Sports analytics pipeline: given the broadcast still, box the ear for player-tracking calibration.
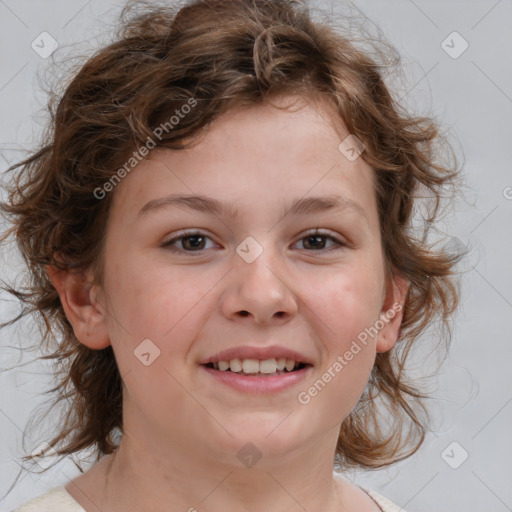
[45,264,111,350]
[376,269,410,353]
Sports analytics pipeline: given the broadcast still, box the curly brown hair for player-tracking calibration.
[1,0,465,489]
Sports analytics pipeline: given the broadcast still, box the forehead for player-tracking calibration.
[109,95,378,229]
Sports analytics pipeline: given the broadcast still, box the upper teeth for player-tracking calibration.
[214,358,299,373]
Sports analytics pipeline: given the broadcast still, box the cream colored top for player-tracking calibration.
[13,485,406,511]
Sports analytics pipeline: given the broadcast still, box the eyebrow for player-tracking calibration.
[137,193,369,225]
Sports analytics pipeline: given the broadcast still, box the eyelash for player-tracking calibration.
[161,229,346,255]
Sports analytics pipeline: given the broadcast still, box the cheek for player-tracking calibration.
[303,350,375,429]
[298,261,381,417]
[301,285,378,427]
[103,254,219,357]
[307,259,384,344]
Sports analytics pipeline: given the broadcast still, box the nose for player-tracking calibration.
[220,249,298,325]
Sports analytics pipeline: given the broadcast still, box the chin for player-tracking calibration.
[208,414,311,462]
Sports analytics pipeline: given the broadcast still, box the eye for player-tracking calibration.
[162,231,218,254]
[161,229,346,255]
[293,229,346,252]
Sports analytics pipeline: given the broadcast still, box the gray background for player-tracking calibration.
[1,1,511,510]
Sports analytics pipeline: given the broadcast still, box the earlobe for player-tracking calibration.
[376,270,410,354]
[45,264,111,350]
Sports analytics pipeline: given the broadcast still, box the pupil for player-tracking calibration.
[184,235,204,250]
[305,235,324,250]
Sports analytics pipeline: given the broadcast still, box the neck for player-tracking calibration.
[98,428,344,512]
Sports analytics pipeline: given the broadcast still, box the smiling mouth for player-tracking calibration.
[202,358,311,377]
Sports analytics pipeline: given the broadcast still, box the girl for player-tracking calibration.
[1,0,463,510]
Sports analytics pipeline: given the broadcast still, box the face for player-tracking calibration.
[87,95,403,467]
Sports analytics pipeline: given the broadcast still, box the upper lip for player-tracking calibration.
[199,345,314,366]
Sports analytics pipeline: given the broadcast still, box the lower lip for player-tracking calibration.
[200,365,312,394]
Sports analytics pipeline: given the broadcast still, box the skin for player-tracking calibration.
[48,94,409,512]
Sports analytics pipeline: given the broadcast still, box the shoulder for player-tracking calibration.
[361,487,407,512]
[333,472,406,512]
[12,486,86,512]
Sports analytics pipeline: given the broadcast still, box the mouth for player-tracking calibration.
[201,358,312,377]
